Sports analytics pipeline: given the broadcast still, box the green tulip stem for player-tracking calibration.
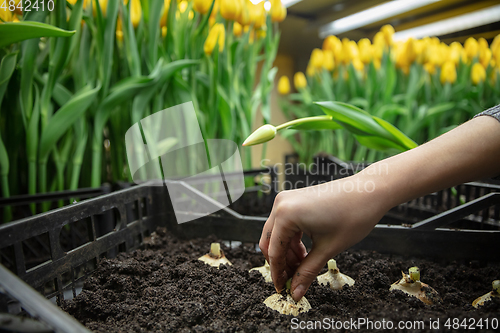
[1,174,12,222]
[275,115,333,131]
[38,161,50,212]
[91,145,102,188]
[28,160,37,213]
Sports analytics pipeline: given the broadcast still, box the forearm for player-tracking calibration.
[362,115,500,210]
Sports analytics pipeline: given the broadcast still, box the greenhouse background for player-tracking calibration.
[1,0,500,216]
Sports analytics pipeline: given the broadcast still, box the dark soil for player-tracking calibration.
[62,228,500,332]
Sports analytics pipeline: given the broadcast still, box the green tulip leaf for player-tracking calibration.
[316,101,418,152]
[354,135,407,152]
[287,118,342,131]
[0,136,8,176]
[39,84,101,162]
[372,116,418,150]
[288,121,342,130]
[316,101,386,137]
[0,52,17,106]
[0,22,75,48]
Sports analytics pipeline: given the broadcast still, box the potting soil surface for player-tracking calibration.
[62,228,500,332]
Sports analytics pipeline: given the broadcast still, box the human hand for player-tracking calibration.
[259,172,391,302]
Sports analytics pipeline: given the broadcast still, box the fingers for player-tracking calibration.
[290,245,330,302]
[259,209,276,262]
[284,232,306,276]
[290,232,307,261]
[268,215,299,292]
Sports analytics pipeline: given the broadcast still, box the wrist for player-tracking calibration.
[351,165,395,214]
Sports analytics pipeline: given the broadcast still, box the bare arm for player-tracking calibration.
[259,115,500,302]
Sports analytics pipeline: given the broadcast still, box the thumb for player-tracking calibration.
[290,246,329,302]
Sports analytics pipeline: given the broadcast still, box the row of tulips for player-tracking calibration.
[277,25,500,163]
[0,0,285,222]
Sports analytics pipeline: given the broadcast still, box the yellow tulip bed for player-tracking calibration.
[0,0,285,221]
[278,25,500,163]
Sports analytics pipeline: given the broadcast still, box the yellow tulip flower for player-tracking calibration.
[116,16,124,42]
[193,0,212,14]
[373,58,381,70]
[440,61,457,84]
[323,50,335,71]
[0,6,15,23]
[479,48,492,69]
[352,58,364,73]
[294,72,307,89]
[478,37,488,51]
[427,44,446,67]
[233,21,243,37]
[380,24,395,46]
[68,0,91,9]
[357,38,372,64]
[277,76,291,95]
[310,48,324,69]
[373,31,386,49]
[252,1,266,29]
[343,40,359,65]
[372,42,384,62]
[322,35,340,52]
[238,1,252,26]
[204,23,225,55]
[490,68,498,85]
[209,16,216,27]
[162,26,168,38]
[220,0,241,21]
[464,37,479,61]
[449,42,465,65]
[323,35,343,65]
[405,38,417,63]
[124,0,142,28]
[417,39,432,64]
[306,64,316,77]
[424,62,435,75]
[271,0,286,23]
[471,63,486,85]
[491,34,500,62]
[179,1,188,13]
[160,0,171,27]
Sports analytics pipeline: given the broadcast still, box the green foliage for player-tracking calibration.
[0,22,75,48]
[0,0,279,222]
[316,101,417,152]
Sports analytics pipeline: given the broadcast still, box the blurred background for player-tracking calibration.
[258,0,500,168]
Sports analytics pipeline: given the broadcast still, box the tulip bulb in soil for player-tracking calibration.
[390,266,441,305]
[198,243,232,268]
[317,259,355,290]
[249,260,272,283]
[472,280,500,308]
[264,279,311,316]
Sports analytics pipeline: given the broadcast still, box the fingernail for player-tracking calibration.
[292,284,306,302]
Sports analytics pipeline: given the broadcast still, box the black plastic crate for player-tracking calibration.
[0,166,499,332]
[0,185,112,224]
